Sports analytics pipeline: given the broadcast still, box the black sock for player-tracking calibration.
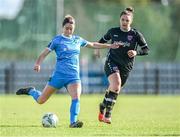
[104,91,118,118]
[99,90,109,114]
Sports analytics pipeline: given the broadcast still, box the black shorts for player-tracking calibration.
[104,59,129,87]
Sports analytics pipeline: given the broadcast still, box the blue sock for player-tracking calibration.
[28,88,41,102]
[70,99,80,124]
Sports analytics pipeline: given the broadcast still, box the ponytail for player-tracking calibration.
[120,6,134,18]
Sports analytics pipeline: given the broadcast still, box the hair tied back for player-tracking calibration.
[125,7,134,13]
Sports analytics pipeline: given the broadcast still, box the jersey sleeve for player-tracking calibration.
[99,28,112,43]
[136,31,149,56]
[137,31,148,49]
[47,39,57,51]
[79,37,88,47]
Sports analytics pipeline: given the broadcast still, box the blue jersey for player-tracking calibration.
[47,34,88,79]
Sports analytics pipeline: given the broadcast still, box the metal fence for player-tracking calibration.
[0,61,180,94]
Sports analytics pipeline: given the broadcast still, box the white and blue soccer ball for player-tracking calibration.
[42,113,59,128]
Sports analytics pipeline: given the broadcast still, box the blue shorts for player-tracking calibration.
[47,74,81,89]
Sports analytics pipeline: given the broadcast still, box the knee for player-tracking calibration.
[37,99,46,104]
[71,93,81,100]
[110,81,121,92]
[113,85,121,92]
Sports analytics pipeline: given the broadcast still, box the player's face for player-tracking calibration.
[63,23,75,37]
[120,14,132,31]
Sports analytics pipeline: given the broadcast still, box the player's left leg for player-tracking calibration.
[103,72,120,124]
[102,70,129,124]
[67,81,83,128]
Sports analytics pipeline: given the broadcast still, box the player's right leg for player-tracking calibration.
[103,73,120,124]
[99,60,120,124]
[98,96,107,122]
[16,86,41,102]
[16,74,60,104]
[16,85,57,104]
[36,85,57,104]
[98,74,120,124]
[16,87,35,95]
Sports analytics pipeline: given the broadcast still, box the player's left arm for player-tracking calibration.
[128,31,149,58]
[136,31,149,56]
[128,46,149,58]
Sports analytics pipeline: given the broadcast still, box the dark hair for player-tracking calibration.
[125,7,134,13]
[62,15,75,27]
[120,7,134,18]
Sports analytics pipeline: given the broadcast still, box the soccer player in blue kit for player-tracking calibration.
[16,15,119,128]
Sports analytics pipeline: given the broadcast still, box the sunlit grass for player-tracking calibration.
[0,94,180,137]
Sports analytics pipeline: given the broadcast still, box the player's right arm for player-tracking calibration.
[34,48,51,72]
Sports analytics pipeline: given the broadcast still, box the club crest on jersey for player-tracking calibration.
[113,66,119,72]
[127,35,133,41]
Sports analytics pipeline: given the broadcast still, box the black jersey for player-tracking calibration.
[99,27,149,71]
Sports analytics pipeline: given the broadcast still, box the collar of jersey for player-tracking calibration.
[120,27,131,32]
[62,34,73,39]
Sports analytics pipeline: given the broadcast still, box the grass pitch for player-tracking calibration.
[0,94,180,137]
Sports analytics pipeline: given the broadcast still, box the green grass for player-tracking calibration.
[0,94,180,137]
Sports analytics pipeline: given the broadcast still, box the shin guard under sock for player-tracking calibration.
[70,99,80,124]
[104,91,118,118]
[28,88,41,102]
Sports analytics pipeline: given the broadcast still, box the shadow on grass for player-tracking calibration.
[93,133,180,136]
[0,125,41,127]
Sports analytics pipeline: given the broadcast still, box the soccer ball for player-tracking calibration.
[42,113,59,128]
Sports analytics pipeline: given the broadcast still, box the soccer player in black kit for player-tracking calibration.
[96,7,150,124]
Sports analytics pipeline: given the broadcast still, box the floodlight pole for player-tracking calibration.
[56,0,64,34]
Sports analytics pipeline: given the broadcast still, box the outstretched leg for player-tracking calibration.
[16,85,57,104]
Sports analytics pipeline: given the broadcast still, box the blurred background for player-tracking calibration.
[0,0,180,94]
